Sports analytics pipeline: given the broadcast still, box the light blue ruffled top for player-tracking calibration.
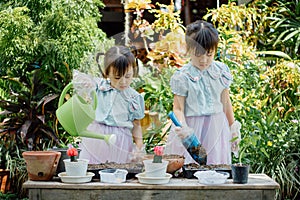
[94,78,145,129]
[170,61,233,116]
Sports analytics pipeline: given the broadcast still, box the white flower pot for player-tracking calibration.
[63,159,89,176]
[143,159,169,177]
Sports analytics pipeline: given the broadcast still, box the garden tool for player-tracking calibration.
[168,111,207,165]
[56,82,116,144]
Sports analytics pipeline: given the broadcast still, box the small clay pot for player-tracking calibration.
[231,164,250,184]
[23,151,61,181]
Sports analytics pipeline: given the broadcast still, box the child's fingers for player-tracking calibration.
[174,126,182,131]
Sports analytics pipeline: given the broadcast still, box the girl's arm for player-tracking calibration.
[132,119,144,149]
[173,94,195,139]
[221,89,235,126]
[222,89,242,157]
[173,94,186,124]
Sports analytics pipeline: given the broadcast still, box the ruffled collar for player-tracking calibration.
[184,61,231,82]
[97,79,136,98]
[97,79,114,92]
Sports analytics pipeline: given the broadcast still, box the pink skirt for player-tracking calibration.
[79,121,133,164]
[165,112,231,165]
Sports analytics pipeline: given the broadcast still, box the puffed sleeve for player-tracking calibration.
[93,77,106,92]
[129,93,145,121]
[170,71,189,96]
[220,63,233,89]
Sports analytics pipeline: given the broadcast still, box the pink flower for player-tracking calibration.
[67,147,78,157]
[153,146,163,163]
[154,146,164,156]
[67,144,78,162]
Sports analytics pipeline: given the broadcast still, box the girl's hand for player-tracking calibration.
[230,121,241,158]
[130,144,146,162]
[72,69,96,103]
[175,125,193,139]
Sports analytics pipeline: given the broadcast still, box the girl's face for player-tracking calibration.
[191,49,215,70]
[108,66,134,91]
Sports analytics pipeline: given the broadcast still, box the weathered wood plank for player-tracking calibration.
[28,189,276,200]
[23,174,279,190]
[24,174,279,200]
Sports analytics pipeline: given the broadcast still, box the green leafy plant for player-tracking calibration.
[248,60,300,199]
[203,1,267,49]
[0,0,109,198]
[0,69,62,151]
[0,192,18,200]
[7,156,28,198]
[210,2,300,196]
[124,0,187,68]
[133,67,173,152]
[135,66,175,113]
[0,0,107,147]
[236,133,257,165]
[142,115,171,153]
[0,0,106,77]
[266,0,300,59]
[225,53,300,199]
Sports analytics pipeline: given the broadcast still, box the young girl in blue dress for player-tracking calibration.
[165,20,241,165]
[74,46,145,164]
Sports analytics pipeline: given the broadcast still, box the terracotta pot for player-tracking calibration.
[143,154,185,174]
[22,151,61,181]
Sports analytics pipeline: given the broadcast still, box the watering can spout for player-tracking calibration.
[81,131,117,144]
[56,82,116,145]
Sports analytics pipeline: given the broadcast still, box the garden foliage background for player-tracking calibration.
[0,0,299,199]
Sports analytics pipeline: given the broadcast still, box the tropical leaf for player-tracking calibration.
[256,51,292,60]
[282,29,300,42]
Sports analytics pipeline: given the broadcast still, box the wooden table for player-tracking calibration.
[23,174,279,200]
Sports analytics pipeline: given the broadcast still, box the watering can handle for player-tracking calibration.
[58,82,97,110]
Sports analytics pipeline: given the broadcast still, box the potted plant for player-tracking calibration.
[22,150,61,181]
[231,134,252,184]
[63,144,88,177]
[48,141,82,175]
[143,146,169,177]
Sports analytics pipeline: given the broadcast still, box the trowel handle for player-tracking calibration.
[168,112,182,127]
[168,112,207,165]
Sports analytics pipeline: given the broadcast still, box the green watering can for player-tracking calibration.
[56,82,116,144]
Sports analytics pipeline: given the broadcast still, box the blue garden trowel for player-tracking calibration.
[168,112,207,165]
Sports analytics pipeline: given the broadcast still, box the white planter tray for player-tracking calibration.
[194,171,229,185]
[135,172,172,185]
[58,172,94,183]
